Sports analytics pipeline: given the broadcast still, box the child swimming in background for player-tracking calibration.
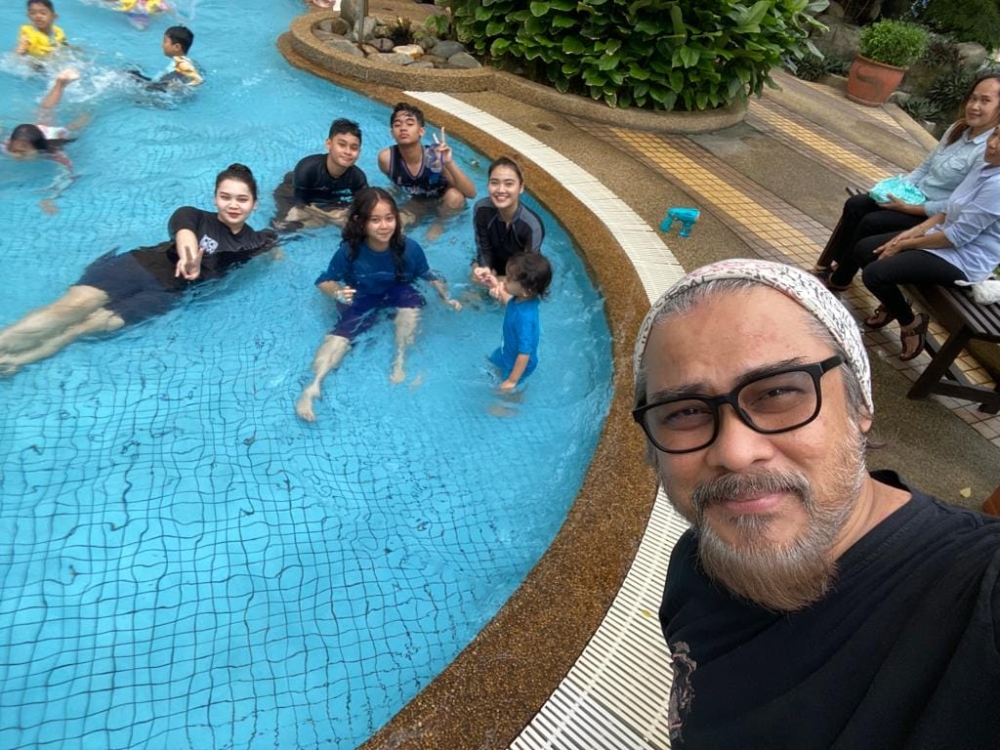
[15,0,67,58]
[2,68,85,214]
[105,0,173,31]
[483,252,552,392]
[295,187,462,422]
[128,25,202,89]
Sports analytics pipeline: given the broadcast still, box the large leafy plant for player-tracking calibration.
[435,0,829,111]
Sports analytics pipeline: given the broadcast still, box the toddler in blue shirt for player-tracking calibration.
[485,252,552,391]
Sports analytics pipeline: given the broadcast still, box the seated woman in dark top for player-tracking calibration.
[0,163,277,373]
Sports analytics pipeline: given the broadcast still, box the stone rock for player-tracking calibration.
[315,18,348,35]
[313,29,343,42]
[349,16,378,43]
[417,35,440,52]
[430,40,466,59]
[410,61,435,69]
[328,38,365,57]
[373,37,394,52]
[393,44,423,59]
[811,15,861,63]
[360,43,380,56]
[373,23,390,39]
[824,0,845,19]
[446,52,480,69]
[421,54,447,67]
[377,52,415,66]
[957,42,989,69]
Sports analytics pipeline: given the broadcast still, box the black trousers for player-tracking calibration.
[841,232,966,326]
[820,193,924,275]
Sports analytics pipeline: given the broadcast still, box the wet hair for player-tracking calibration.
[164,25,194,54]
[328,118,362,143]
[215,163,258,201]
[945,73,1000,146]
[28,0,54,10]
[389,102,425,127]
[488,156,524,184]
[342,187,406,280]
[7,123,72,154]
[505,252,552,300]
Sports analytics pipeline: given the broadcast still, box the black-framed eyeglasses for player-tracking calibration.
[632,355,844,454]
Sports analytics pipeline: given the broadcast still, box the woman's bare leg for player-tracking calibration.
[295,334,350,422]
[0,285,111,356]
[0,306,123,373]
[390,308,419,384]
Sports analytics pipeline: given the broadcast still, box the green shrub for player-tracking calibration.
[900,95,942,123]
[439,0,830,112]
[859,20,929,67]
[918,0,1000,50]
[927,67,978,120]
[919,33,962,70]
[787,52,850,81]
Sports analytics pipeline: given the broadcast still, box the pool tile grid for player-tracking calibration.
[577,123,1000,450]
[403,91,688,749]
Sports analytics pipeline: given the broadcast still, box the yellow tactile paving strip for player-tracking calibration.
[780,72,916,140]
[749,104,893,186]
[580,119,1000,449]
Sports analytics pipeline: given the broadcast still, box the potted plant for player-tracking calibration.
[847,20,929,106]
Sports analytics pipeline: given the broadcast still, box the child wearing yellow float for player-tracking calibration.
[106,0,173,31]
[15,0,67,58]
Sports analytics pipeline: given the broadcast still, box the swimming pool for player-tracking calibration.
[0,2,612,748]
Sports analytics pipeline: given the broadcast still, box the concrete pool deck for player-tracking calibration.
[280,14,1000,749]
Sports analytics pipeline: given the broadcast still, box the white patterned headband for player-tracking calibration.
[633,259,873,415]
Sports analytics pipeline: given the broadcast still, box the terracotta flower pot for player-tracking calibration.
[846,55,906,106]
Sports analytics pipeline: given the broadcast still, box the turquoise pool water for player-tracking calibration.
[0,2,613,748]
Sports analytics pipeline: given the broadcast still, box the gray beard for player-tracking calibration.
[682,438,867,612]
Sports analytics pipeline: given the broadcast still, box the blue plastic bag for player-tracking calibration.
[869,175,926,205]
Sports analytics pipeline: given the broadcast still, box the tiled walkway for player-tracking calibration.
[574,104,1000,448]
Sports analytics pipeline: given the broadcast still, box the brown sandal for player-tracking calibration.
[864,305,897,330]
[899,314,929,362]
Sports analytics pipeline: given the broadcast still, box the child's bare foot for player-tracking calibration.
[390,362,406,384]
[39,199,58,215]
[295,384,321,421]
[408,373,423,389]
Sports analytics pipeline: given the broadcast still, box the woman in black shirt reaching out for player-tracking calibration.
[0,163,277,373]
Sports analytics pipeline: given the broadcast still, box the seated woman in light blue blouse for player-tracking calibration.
[815,74,1000,287]
[836,125,1000,362]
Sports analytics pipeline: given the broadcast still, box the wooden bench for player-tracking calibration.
[905,284,1000,413]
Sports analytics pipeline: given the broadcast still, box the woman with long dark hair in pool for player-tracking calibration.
[0,163,278,372]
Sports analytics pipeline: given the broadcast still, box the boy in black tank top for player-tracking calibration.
[376,102,476,235]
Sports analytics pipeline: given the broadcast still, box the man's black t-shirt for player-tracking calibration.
[661,471,1000,750]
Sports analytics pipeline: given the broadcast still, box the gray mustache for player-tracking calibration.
[691,471,809,513]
